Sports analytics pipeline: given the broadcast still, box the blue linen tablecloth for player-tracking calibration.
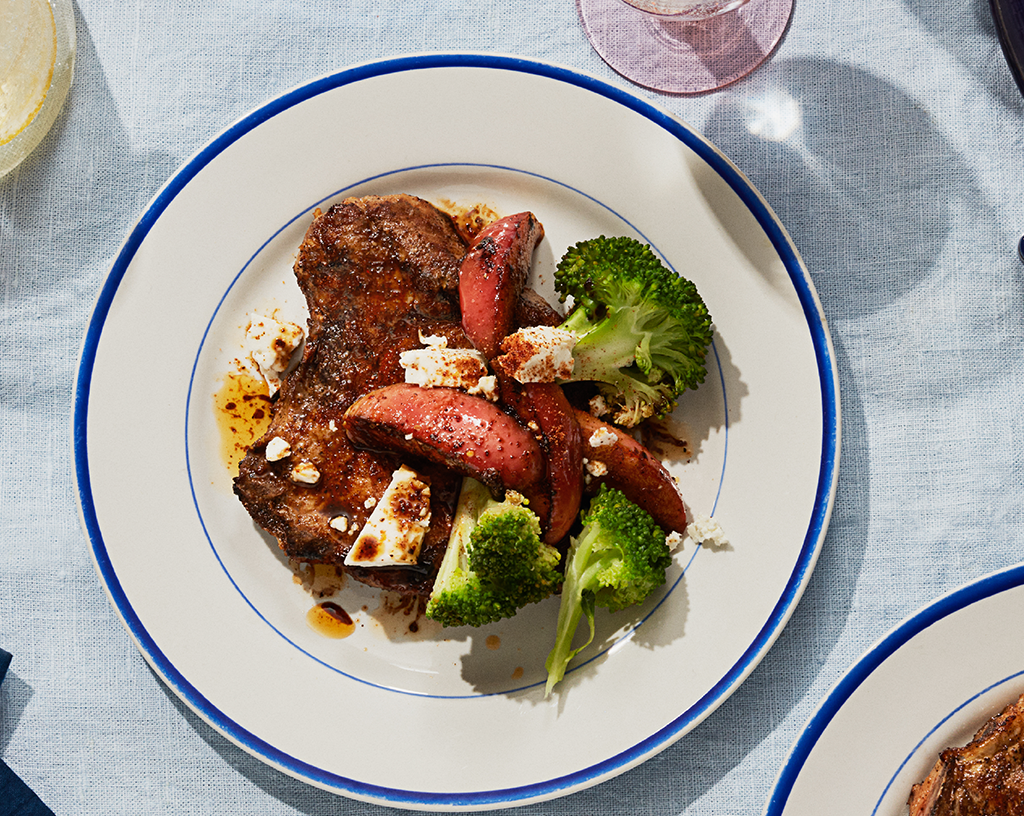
[0,650,53,816]
[1,1,1023,814]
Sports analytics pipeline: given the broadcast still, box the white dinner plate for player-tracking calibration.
[766,562,1024,816]
[74,54,839,810]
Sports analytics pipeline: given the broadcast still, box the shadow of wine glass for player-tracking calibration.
[701,56,972,318]
[902,0,1024,110]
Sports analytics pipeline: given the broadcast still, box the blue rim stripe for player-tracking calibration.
[73,52,840,809]
[765,562,1024,815]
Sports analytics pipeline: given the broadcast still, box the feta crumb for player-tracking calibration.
[585,459,608,477]
[328,419,337,432]
[329,515,349,533]
[418,331,448,348]
[290,461,321,485]
[589,394,610,417]
[666,530,684,551]
[588,426,618,448]
[243,313,304,396]
[471,374,499,402]
[687,514,729,549]
[344,465,432,567]
[399,345,497,400]
[364,496,377,509]
[496,326,577,383]
[265,436,291,462]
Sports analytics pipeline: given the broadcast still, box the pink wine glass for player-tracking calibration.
[577,0,793,94]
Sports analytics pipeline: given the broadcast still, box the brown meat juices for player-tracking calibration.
[233,195,472,595]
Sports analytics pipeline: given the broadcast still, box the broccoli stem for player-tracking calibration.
[543,530,607,695]
[562,305,643,382]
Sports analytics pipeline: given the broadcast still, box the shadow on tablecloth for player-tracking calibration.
[903,0,1024,112]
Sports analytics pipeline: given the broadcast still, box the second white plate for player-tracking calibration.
[767,562,1024,816]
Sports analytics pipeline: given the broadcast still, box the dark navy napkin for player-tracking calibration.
[0,649,55,816]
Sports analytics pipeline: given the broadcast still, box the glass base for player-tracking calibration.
[577,0,793,94]
[0,0,76,178]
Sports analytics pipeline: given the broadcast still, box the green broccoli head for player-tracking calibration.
[555,236,713,427]
[544,484,671,695]
[425,567,518,630]
[469,502,563,608]
[425,479,562,628]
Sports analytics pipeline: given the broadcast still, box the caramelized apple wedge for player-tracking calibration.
[458,212,544,359]
[499,378,583,545]
[573,408,688,534]
[344,383,543,498]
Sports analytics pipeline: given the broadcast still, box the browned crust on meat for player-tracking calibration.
[233,194,471,595]
[909,693,1024,815]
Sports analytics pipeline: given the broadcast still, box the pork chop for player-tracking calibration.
[908,693,1024,816]
[233,194,471,595]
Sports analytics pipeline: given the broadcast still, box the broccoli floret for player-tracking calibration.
[554,235,713,427]
[425,478,562,628]
[544,484,671,695]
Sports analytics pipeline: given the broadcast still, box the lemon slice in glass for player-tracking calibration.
[0,0,75,176]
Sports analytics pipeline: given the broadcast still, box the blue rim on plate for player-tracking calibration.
[765,561,1024,815]
[73,53,840,809]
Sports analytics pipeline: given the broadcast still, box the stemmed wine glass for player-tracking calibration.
[577,0,793,94]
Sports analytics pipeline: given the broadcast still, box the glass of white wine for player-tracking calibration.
[577,0,792,94]
[1,0,76,178]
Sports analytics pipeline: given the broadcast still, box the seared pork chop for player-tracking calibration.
[233,194,471,595]
[908,693,1024,815]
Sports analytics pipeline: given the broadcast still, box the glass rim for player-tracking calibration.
[618,0,751,19]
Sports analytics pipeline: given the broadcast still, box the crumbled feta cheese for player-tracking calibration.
[265,436,291,462]
[364,496,377,509]
[471,375,499,401]
[329,515,349,533]
[344,465,432,567]
[399,345,497,400]
[666,530,684,552]
[290,461,320,485]
[497,326,577,383]
[589,394,609,417]
[243,313,304,396]
[588,426,617,448]
[585,459,609,478]
[417,331,448,348]
[687,514,729,549]
[328,419,337,432]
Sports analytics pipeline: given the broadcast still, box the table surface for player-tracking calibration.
[2,1,1023,814]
